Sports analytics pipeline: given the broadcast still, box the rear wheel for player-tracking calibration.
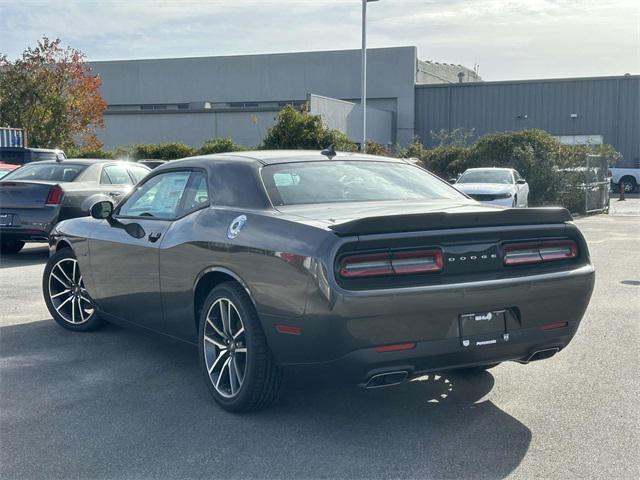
[0,240,25,254]
[42,249,105,331]
[198,282,281,412]
[619,177,637,194]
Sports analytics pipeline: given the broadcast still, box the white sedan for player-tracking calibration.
[453,168,529,207]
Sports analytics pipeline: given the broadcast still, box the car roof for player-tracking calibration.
[165,150,407,167]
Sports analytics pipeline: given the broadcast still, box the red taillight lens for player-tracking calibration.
[339,249,443,278]
[503,240,577,266]
[46,185,64,205]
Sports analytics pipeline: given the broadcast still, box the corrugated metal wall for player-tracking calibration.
[415,76,639,167]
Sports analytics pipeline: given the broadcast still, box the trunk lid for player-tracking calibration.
[0,180,59,209]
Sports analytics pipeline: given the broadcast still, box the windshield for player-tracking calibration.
[0,169,14,179]
[261,161,466,206]
[457,170,513,184]
[3,163,87,182]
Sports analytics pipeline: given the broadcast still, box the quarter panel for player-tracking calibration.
[158,207,333,342]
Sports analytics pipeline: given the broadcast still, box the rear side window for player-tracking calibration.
[127,165,150,183]
[101,165,133,185]
[3,163,87,182]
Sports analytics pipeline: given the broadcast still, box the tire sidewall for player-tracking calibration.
[197,283,262,411]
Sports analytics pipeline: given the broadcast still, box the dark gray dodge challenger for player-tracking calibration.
[42,150,595,412]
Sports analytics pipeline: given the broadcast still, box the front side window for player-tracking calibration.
[118,171,191,219]
[261,161,465,206]
[3,163,87,182]
[457,170,514,185]
[177,172,209,215]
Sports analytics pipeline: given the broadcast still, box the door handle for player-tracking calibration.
[148,232,162,243]
[108,191,121,198]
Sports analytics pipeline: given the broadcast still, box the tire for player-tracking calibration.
[619,177,637,194]
[42,249,105,332]
[0,240,25,254]
[198,281,281,413]
[512,196,518,208]
[454,363,500,374]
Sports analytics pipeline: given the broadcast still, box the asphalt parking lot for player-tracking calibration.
[1,199,638,480]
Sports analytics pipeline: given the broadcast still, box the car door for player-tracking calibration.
[99,163,135,203]
[87,170,192,330]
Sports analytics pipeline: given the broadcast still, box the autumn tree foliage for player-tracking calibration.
[0,37,107,150]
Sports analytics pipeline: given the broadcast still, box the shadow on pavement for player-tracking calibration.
[0,244,49,269]
[1,319,531,479]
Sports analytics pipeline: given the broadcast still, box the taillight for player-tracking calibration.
[339,249,443,278]
[503,240,577,266]
[46,185,64,206]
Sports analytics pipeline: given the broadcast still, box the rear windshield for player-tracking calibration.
[458,170,513,184]
[3,163,87,182]
[261,161,465,206]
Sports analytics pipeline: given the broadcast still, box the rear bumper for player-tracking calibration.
[262,264,595,383]
[324,322,578,386]
[0,208,57,242]
[0,226,51,242]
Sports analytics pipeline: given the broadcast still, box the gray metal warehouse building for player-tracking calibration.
[91,47,638,167]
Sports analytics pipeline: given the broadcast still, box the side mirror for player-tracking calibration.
[449,178,457,184]
[90,200,114,220]
[516,179,527,185]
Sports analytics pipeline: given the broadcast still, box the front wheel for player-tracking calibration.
[0,239,25,254]
[42,249,105,331]
[198,282,281,413]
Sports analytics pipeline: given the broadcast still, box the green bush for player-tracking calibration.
[129,143,196,160]
[261,105,357,152]
[198,137,246,155]
[364,141,392,156]
[420,146,470,180]
[402,129,620,210]
[65,147,114,159]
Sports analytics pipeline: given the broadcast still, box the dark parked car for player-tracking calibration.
[42,150,595,412]
[0,146,66,166]
[0,159,150,253]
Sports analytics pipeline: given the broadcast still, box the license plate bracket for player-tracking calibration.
[0,214,13,226]
[459,310,508,348]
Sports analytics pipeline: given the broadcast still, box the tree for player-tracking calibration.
[261,105,357,151]
[0,37,107,150]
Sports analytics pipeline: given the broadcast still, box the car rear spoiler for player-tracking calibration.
[328,207,573,236]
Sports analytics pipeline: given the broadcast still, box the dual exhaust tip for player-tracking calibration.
[522,347,560,363]
[364,371,409,389]
[364,348,560,388]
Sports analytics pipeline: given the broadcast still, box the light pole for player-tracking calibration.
[361,0,378,153]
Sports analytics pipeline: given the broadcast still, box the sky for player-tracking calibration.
[1,0,638,81]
